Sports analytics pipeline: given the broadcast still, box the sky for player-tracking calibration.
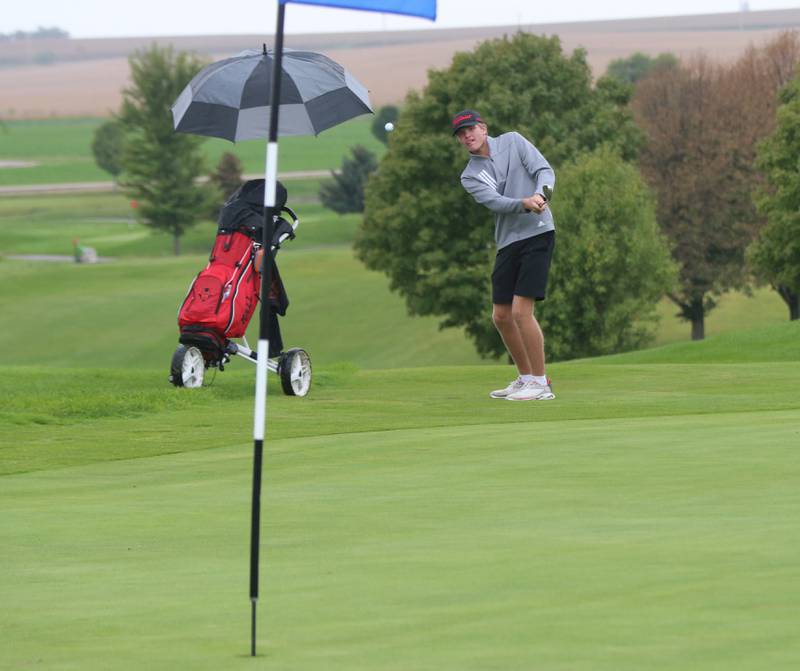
[4,1,800,38]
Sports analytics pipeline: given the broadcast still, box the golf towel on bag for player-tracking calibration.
[179,231,259,339]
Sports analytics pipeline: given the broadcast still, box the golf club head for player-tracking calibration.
[542,185,553,202]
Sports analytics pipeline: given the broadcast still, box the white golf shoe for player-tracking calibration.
[506,379,556,401]
[489,378,525,399]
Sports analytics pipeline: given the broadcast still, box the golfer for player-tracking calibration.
[453,110,556,401]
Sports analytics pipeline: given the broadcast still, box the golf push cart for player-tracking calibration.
[169,179,311,396]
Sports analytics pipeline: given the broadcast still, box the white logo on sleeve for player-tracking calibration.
[477,169,498,191]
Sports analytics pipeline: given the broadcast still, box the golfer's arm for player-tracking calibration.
[461,176,525,214]
[513,133,555,197]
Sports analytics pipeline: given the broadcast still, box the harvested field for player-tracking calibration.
[2,8,800,118]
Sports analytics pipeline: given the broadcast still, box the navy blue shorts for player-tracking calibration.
[491,231,555,304]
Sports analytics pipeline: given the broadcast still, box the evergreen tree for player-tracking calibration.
[606,52,678,85]
[319,145,377,214]
[208,152,244,218]
[91,120,125,182]
[118,45,218,255]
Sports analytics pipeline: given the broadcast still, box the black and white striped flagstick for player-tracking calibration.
[250,1,286,657]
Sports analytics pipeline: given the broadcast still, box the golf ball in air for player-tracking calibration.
[384,122,395,132]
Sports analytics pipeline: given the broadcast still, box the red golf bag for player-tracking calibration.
[178,230,259,353]
[177,179,292,363]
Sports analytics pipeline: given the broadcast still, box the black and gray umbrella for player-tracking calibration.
[171,45,372,142]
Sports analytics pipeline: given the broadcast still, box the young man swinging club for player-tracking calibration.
[453,110,556,401]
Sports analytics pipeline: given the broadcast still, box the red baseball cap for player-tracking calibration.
[451,109,483,135]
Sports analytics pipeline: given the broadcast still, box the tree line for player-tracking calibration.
[356,32,800,359]
[1,27,69,41]
[632,34,800,338]
[95,34,800,359]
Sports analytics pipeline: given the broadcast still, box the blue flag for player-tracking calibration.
[281,0,436,21]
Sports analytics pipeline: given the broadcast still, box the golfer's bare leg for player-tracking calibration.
[511,295,546,377]
[492,303,532,375]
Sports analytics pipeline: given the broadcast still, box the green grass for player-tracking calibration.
[0,245,793,372]
[2,348,799,474]
[1,324,799,669]
[652,288,791,346]
[5,411,797,670]
[0,188,358,257]
[0,248,486,371]
[2,320,798,475]
[4,119,798,669]
[603,319,800,364]
[1,189,794,365]
[0,116,384,186]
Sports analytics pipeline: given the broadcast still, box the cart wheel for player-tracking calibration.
[279,348,312,397]
[169,345,206,388]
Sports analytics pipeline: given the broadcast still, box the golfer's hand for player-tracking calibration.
[522,195,547,214]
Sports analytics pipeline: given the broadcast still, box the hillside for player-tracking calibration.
[4,8,800,117]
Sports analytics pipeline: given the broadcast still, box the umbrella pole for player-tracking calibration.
[251,1,286,657]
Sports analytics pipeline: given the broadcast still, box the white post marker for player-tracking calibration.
[253,341,269,440]
[253,141,279,441]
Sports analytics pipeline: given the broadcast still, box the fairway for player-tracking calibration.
[0,117,384,186]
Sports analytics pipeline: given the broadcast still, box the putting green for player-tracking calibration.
[2,405,799,669]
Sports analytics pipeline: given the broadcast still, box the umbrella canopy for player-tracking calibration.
[172,47,372,142]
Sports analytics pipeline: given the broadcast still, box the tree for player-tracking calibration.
[371,105,399,144]
[537,147,676,360]
[91,120,125,182]
[634,58,750,339]
[734,32,800,320]
[606,52,678,85]
[117,45,218,255]
[356,32,644,358]
[725,31,800,182]
[634,57,733,340]
[633,35,800,339]
[319,145,377,214]
[208,152,244,217]
[750,75,800,320]
[0,26,69,41]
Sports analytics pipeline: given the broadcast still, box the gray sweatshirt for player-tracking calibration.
[460,132,555,250]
